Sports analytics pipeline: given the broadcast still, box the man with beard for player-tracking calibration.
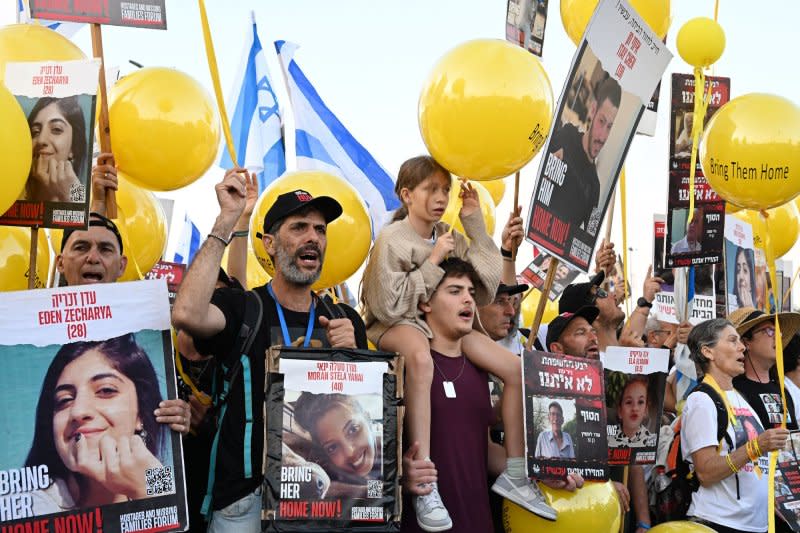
[173,168,367,532]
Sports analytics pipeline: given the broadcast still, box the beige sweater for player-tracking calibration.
[362,210,501,344]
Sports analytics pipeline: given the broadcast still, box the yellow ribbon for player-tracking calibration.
[198,0,239,166]
[685,68,713,231]
[620,168,630,319]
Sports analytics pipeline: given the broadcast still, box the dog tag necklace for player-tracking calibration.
[432,353,466,399]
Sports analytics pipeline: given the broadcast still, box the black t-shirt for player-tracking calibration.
[733,375,799,430]
[546,123,600,231]
[194,284,368,510]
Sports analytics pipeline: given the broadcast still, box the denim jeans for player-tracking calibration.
[208,487,262,533]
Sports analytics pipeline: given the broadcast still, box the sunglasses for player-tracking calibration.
[588,286,608,305]
[752,326,776,338]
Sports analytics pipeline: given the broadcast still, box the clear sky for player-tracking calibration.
[5,0,800,300]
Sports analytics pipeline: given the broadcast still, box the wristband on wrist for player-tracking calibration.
[636,522,651,531]
[207,233,231,246]
[500,247,513,258]
[232,230,249,238]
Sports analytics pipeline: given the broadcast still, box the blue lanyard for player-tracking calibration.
[267,283,316,348]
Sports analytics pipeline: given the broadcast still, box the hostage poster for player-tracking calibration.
[523,350,608,481]
[603,347,668,465]
[505,0,549,57]
[775,431,800,532]
[525,0,672,271]
[264,347,402,532]
[724,215,761,314]
[520,248,580,301]
[0,59,100,230]
[0,280,187,533]
[29,0,167,29]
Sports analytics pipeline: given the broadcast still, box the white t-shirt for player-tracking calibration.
[681,389,768,532]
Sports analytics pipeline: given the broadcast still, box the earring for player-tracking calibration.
[135,426,150,445]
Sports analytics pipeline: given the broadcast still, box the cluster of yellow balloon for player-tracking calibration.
[0,227,50,291]
[418,39,553,182]
[441,179,496,237]
[249,170,372,291]
[560,0,670,46]
[735,203,800,259]
[108,67,220,192]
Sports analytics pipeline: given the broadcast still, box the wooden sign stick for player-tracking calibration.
[90,23,117,218]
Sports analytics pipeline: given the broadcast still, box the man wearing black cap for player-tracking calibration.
[172,169,367,533]
[546,306,601,360]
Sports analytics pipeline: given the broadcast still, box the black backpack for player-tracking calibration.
[649,382,734,524]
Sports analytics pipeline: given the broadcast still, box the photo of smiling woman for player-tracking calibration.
[23,333,170,514]
[20,96,89,204]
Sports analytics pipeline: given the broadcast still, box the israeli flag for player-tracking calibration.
[219,12,285,193]
[275,40,400,233]
[18,0,85,38]
[173,214,202,266]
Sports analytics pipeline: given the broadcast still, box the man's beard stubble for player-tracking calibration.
[273,237,324,286]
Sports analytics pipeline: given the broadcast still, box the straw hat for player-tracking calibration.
[728,307,800,349]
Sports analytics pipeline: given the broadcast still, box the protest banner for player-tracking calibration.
[29,0,167,29]
[652,264,717,325]
[520,248,580,301]
[523,350,608,481]
[525,0,672,271]
[724,214,758,314]
[0,60,100,229]
[776,431,800,532]
[603,347,668,465]
[505,0,549,57]
[0,279,187,533]
[263,347,402,532]
[653,214,666,275]
[144,261,186,306]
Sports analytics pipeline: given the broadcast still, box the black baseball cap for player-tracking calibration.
[262,189,343,233]
[558,270,605,314]
[546,306,600,349]
[496,283,529,297]
[61,212,124,254]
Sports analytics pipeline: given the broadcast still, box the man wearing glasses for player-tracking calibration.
[731,307,800,431]
[558,271,625,352]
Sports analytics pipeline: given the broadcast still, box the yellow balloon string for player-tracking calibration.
[198,0,239,166]
[686,68,713,232]
[620,169,630,319]
[714,0,720,22]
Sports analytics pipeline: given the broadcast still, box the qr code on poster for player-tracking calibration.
[367,479,382,499]
[146,466,175,496]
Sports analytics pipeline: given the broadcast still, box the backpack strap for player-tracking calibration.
[201,289,263,520]
[317,293,347,320]
[690,382,739,499]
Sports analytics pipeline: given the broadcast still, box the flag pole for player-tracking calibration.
[90,24,117,218]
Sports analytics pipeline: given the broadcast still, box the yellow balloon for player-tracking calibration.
[0,24,85,84]
[441,179,496,237]
[0,226,50,291]
[221,246,271,290]
[724,202,742,214]
[481,178,506,206]
[503,481,621,533]
[560,0,670,46]
[418,39,553,181]
[521,288,559,332]
[701,93,800,210]
[114,175,167,280]
[108,67,220,191]
[735,203,799,259]
[676,17,725,68]
[0,84,32,215]
[650,521,716,533]
[249,171,372,290]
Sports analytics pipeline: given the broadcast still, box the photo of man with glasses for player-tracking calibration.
[534,401,576,459]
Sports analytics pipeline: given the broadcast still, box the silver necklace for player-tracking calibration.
[432,353,466,399]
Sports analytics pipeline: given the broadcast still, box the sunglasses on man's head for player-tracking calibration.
[587,286,608,305]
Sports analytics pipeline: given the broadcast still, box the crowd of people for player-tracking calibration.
[37,148,800,533]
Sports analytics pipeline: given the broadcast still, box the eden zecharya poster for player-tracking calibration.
[0,280,187,533]
[603,347,668,465]
[523,350,608,481]
[263,347,402,532]
[525,0,672,272]
[0,60,100,229]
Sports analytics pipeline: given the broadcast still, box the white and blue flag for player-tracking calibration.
[275,40,399,233]
[219,13,285,194]
[173,214,202,266]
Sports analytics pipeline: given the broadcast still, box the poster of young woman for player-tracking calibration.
[0,280,187,533]
[523,350,608,481]
[0,59,100,229]
[263,347,402,532]
[724,215,758,314]
[603,346,668,465]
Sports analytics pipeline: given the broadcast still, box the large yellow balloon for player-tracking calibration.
[735,203,800,259]
[0,24,85,85]
[650,521,715,533]
[442,179,496,237]
[503,481,621,533]
[676,17,725,68]
[0,226,50,291]
[418,39,553,181]
[521,288,559,333]
[0,84,32,215]
[701,93,800,210]
[481,178,506,206]
[560,0,670,46]
[115,175,167,280]
[249,171,371,290]
[108,67,220,191]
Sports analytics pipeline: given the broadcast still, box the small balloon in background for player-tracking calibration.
[442,179,496,237]
[735,203,800,259]
[560,0,670,46]
[419,39,553,181]
[676,17,726,68]
[0,84,32,215]
[521,288,559,333]
[0,24,85,85]
[0,226,50,291]
[481,178,506,206]
[108,67,220,192]
[114,174,168,280]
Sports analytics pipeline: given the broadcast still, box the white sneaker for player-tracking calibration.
[414,482,453,531]
[491,472,557,521]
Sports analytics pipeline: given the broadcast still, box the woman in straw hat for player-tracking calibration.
[682,318,789,533]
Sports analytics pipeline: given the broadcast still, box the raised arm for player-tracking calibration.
[172,169,249,338]
[226,171,258,287]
